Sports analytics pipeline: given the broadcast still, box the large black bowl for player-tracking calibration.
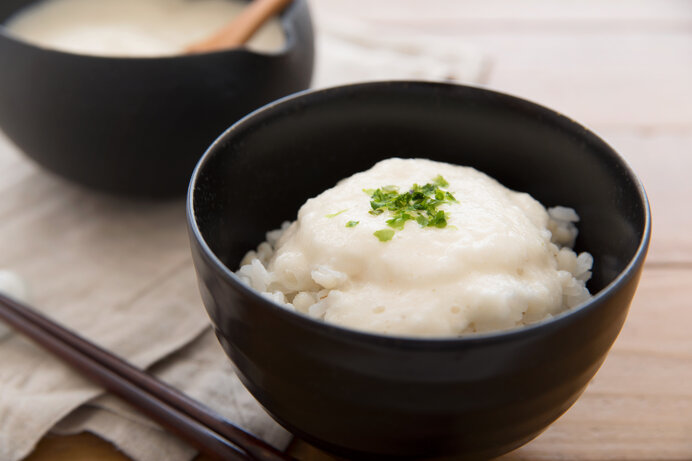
[0,0,313,197]
[187,81,651,459]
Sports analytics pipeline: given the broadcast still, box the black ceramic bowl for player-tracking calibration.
[187,81,651,460]
[0,0,313,197]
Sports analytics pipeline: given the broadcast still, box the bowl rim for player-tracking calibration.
[187,80,652,347]
[0,0,305,60]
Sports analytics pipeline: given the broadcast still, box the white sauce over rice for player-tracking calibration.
[238,158,593,337]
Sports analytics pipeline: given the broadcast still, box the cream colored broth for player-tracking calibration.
[4,0,285,56]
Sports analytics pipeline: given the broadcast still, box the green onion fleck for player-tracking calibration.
[346,221,359,228]
[374,229,395,242]
[433,175,449,187]
[326,209,348,218]
[429,210,448,228]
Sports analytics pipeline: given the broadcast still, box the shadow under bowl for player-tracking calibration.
[0,0,314,197]
[187,81,651,460]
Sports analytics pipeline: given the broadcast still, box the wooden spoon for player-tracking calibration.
[186,0,292,54]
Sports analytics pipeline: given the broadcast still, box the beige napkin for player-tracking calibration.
[0,13,488,461]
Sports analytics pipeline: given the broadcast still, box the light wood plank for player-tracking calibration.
[601,131,692,264]
[26,433,129,461]
[313,0,692,25]
[478,33,692,130]
[313,3,692,129]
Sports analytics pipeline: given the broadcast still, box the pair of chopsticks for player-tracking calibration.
[0,293,294,461]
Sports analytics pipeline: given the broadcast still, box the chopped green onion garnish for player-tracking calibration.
[365,174,457,241]
[346,221,359,228]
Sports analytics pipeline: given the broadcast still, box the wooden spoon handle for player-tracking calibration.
[186,0,292,54]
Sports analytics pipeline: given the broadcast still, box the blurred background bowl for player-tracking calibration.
[0,0,314,197]
[187,81,650,460]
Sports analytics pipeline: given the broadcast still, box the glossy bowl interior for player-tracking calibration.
[188,81,651,459]
[0,0,314,197]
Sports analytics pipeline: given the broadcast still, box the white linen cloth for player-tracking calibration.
[0,14,487,461]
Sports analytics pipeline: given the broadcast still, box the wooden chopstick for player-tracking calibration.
[0,293,294,461]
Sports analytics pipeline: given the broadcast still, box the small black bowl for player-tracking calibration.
[0,0,313,197]
[187,81,651,460]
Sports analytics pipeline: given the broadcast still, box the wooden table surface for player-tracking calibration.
[9,0,692,460]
